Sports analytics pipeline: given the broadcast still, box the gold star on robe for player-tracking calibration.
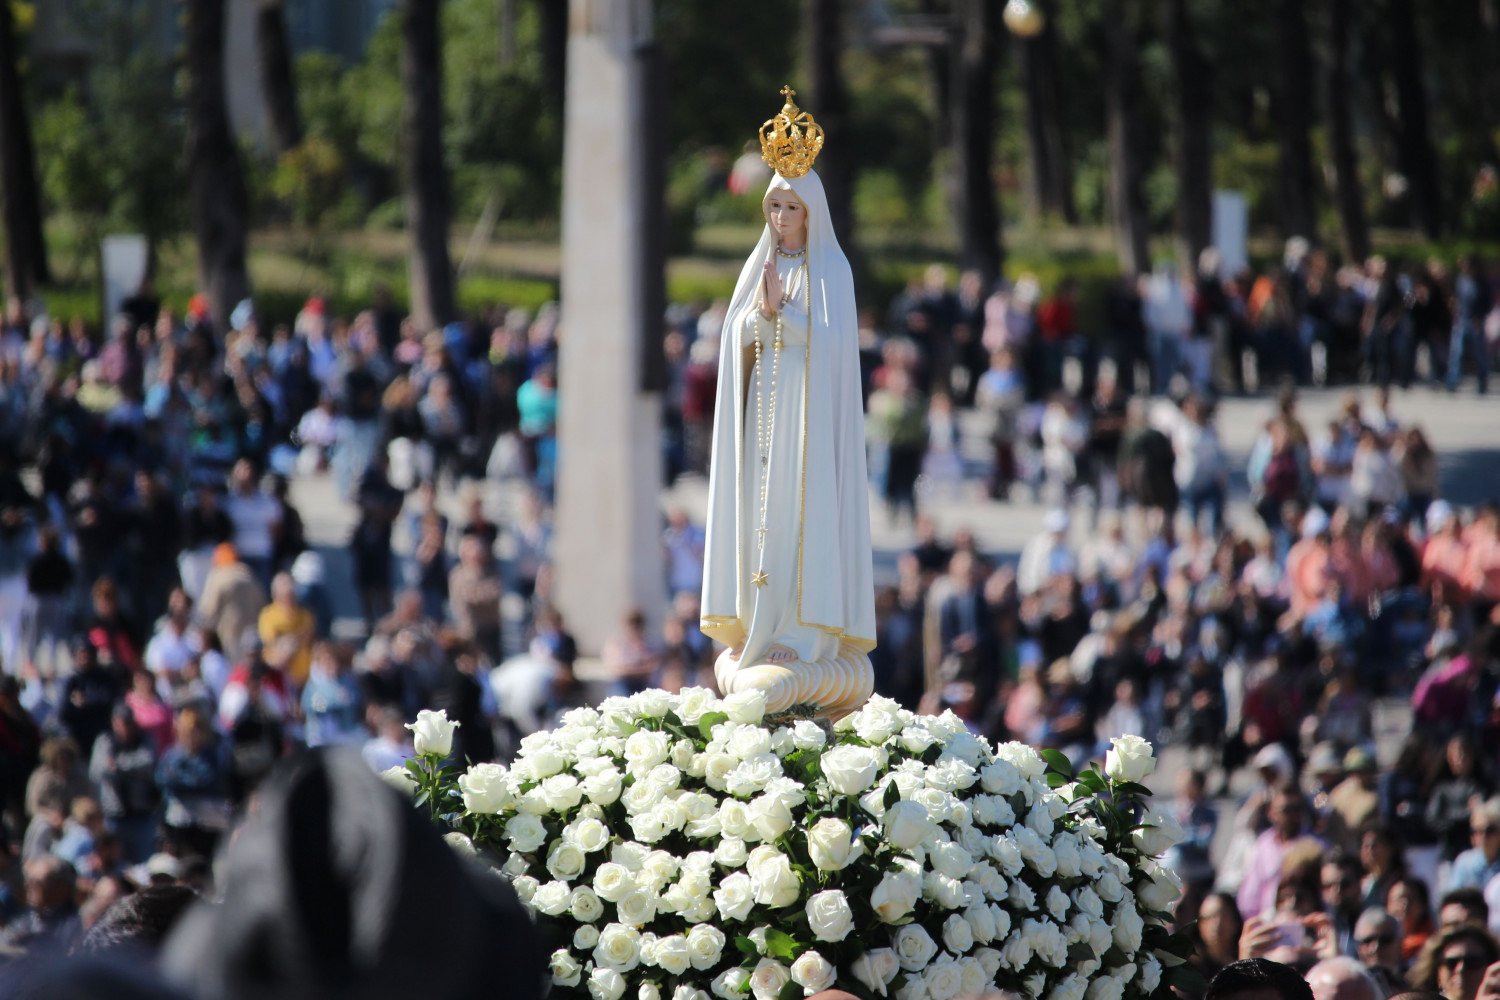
[751,570,769,587]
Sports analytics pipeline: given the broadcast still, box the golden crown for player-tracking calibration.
[759,86,824,179]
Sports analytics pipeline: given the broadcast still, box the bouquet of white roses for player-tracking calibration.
[394,691,1197,1000]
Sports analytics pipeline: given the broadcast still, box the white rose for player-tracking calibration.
[715,837,749,868]
[593,862,635,901]
[966,902,998,944]
[675,988,708,1000]
[748,794,794,841]
[629,688,673,718]
[566,816,612,854]
[456,762,510,814]
[805,888,855,942]
[713,969,751,1000]
[379,764,417,795]
[443,832,477,858]
[852,699,905,743]
[548,841,587,880]
[675,686,719,724]
[1008,879,1036,912]
[714,871,756,921]
[617,888,658,927]
[651,934,692,976]
[1053,835,1082,877]
[893,924,939,971]
[871,866,923,923]
[526,746,568,779]
[923,957,964,1000]
[894,977,930,1000]
[511,875,538,904]
[1137,863,1183,912]
[641,985,662,1000]
[687,924,726,970]
[806,817,859,871]
[1049,974,1089,1000]
[720,799,753,839]
[575,924,600,950]
[641,849,680,885]
[1112,901,1144,954]
[583,768,624,806]
[1104,735,1156,784]
[1095,871,1124,903]
[923,872,968,911]
[503,813,547,854]
[750,958,791,1000]
[989,838,1023,877]
[406,709,459,756]
[790,720,827,750]
[821,745,881,795]
[1139,955,1163,994]
[531,881,572,916]
[624,730,672,769]
[978,760,1022,796]
[724,689,767,724]
[1072,887,1104,919]
[589,968,627,1000]
[959,957,987,998]
[974,947,1002,979]
[747,845,800,908]
[913,787,953,823]
[551,949,582,987]
[728,725,774,760]
[942,913,975,954]
[1086,976,1124,1000]
[571,886,605,922]
[883,800,935,849]
[999,930,1033,970]
[727,755,782,798]
[852,949,900,997]
[594,923,643,972]
[1132,807,1185,857]
[791,950,837,995]
[930,841,975,880]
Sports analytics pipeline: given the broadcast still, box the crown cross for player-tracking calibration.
[759,85,824,180]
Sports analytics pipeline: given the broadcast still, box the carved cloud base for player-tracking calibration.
[713,640,874,721]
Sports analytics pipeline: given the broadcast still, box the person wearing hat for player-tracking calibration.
[196,544,267,666]
[1325,747,1381,855]
[1017,508,1076,597]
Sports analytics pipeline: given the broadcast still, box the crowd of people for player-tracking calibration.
[0,237,1496,990]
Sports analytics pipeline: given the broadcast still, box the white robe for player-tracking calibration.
[700,170,876,668]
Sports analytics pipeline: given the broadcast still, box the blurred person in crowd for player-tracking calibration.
[257,572,316,688]
[1409,924,1500,1000]
[1190,892,1245,987]
[197,544,267,666]
[0,854,80,955]
[1428,735,1494,864]
[867,365,927,526]
[24,734,90,820]
[1204,958,1315,1000]
[1387,876,1437,964]
[1436,889,1487,930]
[1449,799,1500,892]
[301,642,365,747]
[90,703,160,863]
[155,705,230,857]
[1240,787,1319,920]
[449,534,504,664]
[1353,909,1409,993]
[1305,957,1382,1000]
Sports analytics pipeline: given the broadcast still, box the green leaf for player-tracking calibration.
[1045,772,1069,788]
[764,928,798,961]
[1115,781,1153,798]
[1075,769,1106,792]
[1039,749,1073,776]
[883,782,901,809]
[778,982,802,1000]
[698,712,730,741]
[735,936,759,959]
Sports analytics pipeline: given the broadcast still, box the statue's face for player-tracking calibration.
[765,191,807,248]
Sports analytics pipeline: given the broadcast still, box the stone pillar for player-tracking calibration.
[555,0,664,655]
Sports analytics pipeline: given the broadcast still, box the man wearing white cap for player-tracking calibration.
[1017,508,1075,597]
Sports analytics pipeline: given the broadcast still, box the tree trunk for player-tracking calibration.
[400,0,456,331]
[255,0,302,156]
[0,0,50,298]
[499,0,518,67]
[1271,0,1318,241]
[804,0,855,256]
[1482,0,1500,143]
[1103,0,1149,278]
[950,0,1001,287]
[538,0,568,116]
[1388,0,1442,237]
[1165,0,1211,265]
[1321,0,1370,262]
[1018,6,1075,224]
[184,0,252,333]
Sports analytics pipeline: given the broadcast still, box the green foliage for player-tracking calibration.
[271,135,355,230]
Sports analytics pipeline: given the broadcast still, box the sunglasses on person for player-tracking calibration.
[1473,824,1500,836]
[1440,953,1490,972]
[1357,933,1395,948]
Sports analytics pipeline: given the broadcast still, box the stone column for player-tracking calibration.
[555,0,664,655]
